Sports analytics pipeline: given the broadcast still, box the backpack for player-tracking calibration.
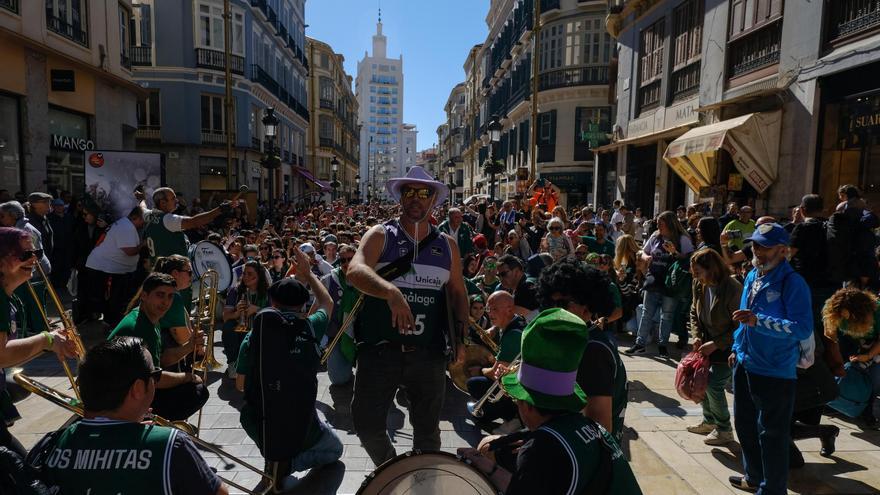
[827,361,872,418]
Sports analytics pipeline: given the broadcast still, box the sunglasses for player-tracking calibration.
[18,249,44,262]
[272,255,284,259]
[549,227,562,231]
[401,187,434,199]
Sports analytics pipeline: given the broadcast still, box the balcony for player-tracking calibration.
[201,131,230,145]
[670,61,701,101]
[250,64,279,95]
[196,48,245,75]
[267,6,278,31]
[728,21,781,79]
[538,66,608,91]
[278,24,288,40]
[320,137,335,149]
[250,0,267,14]
[1,0,18,14]
[131,45,152,66]
[320,99,334,110]
[826,0,880,45]
[47,14,88,47]
[135,126,161,141]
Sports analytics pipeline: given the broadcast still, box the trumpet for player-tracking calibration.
[26,261,86,401]
[13,372,272,495]
[470,353,521,419]
[469,317,500,355]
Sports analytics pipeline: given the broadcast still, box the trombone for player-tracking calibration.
[191,269,220,436]
[470,353,521,419]
[469,317,500,354]
[26,261,86,400]
[13,372,273,495]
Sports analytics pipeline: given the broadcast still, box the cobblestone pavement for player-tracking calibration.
[10,321,880,494]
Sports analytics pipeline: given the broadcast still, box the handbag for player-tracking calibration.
[675,351,711,403]
[827,362,872,418]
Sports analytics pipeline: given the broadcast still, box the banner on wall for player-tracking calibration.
[84,150,164,221]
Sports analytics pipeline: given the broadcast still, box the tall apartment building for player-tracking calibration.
[0,0,142,194]
[307,37,360,202]
[602,0,880,216]
[356,14,404,202]
[448,0,613,207]
[131,0,311,204]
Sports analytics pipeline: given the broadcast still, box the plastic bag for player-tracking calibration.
[675,351,711,403]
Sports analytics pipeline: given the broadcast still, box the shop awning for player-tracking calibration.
[662,111,781,193]
[295,167,330,191]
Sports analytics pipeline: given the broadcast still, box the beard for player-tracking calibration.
[751,255,780,273]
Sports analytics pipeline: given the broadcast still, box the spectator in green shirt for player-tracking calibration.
[722,205,755,250]
[580,221,615,258]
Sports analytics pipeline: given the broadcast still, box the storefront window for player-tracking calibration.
[47,107,91,197]
[0,94,22,192]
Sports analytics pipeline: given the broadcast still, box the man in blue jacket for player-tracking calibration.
[728,223,812,495]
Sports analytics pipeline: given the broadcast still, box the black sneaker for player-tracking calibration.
[658,345,669,358]
[624,344,646,355]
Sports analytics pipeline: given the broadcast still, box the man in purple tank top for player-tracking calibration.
[347,167,470,466]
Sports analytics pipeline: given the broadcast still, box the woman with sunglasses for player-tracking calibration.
[0,227,77,456]
[540,217,575,262]
[504,229,532,261]
[268,249,290,283]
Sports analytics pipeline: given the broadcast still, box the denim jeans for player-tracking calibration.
[351,345,447,466]
[635,290,678,346]
[733,362,796,495]
[222,324,246,367]
[327,345,354,386]
[291,419,343,472]
[701,363,732,432]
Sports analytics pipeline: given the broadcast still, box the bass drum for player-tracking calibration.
[357,451,500,495]
[188,240,233,292]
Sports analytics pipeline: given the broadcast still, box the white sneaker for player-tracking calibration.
[226,366,237,380]
[686,421,716,435]
[704,429,734,445]
[492,418,523,435]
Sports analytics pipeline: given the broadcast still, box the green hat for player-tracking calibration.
[501,308,589,412]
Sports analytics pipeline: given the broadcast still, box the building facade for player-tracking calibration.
[603,0,880,217]
[1,0,142,195]
[131,0,311,205]
[307,36,359,203]
[438,82,467,202]
[451,0,614,207]
[356,15,404,202]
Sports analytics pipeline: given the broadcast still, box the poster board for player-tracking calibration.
[84,150,164,221]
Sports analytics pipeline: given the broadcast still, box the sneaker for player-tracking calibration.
[686,421,716,435]
[658,345,669,358]
[624,344,646,355]
[226,366,237,380]
[704,429,734,445]
[492,418,523,435]
[728,476,758,493]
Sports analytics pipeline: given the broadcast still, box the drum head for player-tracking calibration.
[357,451,499,495]
[189,241,232,291]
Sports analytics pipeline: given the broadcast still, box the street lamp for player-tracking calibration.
[330,156,341,202]
[261,107,280,221]
[484,115,503,204]
[355,174,361,203]
[445,158,456,204]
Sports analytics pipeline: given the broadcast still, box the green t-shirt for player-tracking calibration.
[497,316,526,363]
[471,275,500,295]
[722,218,756,250]
[582,236,615,257]
[143,210,189,266]
[109,308,162,367]
[159,292,188,330]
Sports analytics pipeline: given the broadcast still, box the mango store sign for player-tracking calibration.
[52,134,95,151]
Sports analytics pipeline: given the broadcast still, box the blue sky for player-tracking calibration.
[305,0,488,151]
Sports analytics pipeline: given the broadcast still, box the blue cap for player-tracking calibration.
[747,223,789,247]
[51,198,65,206]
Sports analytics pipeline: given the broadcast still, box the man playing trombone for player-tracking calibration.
[466,290,525,434]
[108,273,209,422]
[38,336,227,494]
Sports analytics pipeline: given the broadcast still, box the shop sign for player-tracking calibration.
[50,70,76,92]
[51,134,94,151]
[540,172,593,191]
[727,173,743,192]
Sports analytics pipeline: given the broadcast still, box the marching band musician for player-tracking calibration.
[459,309,642,495]
[152,255,203,372]
[235,247,342,492]
[466,291,525,434]
[39,337,227,494]
[0,227,77,456]
[142,187,231,267]
[346,167,469,467]
[108,273,209,422]
[221,260,269,380]
[320,243,360,386]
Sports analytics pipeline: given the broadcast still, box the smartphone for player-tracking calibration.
[728,229,743,240]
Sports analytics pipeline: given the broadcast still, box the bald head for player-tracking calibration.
[486,290,515,328]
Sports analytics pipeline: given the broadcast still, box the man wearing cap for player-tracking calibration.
[458,308,642,494]
[347,166,469,466]
[722,205,756,251]
[26,192,54,262]
[728,223,813,494]
[235,247,340,491]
